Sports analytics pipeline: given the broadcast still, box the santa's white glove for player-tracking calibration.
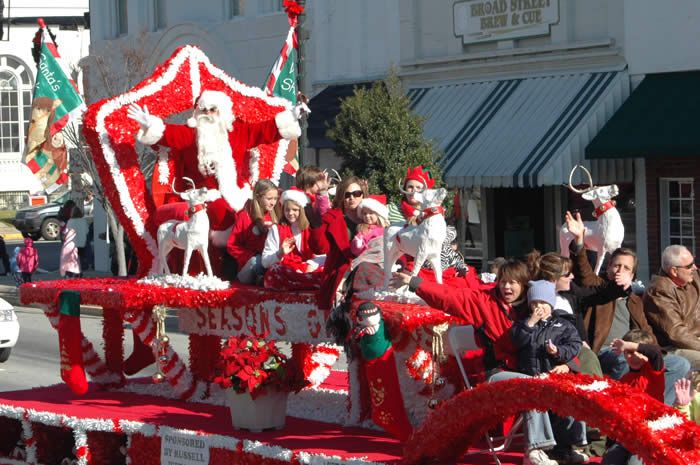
[292,101,311,120]
[127,103,158,129]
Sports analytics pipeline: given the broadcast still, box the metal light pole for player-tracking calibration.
[296,0,308,165]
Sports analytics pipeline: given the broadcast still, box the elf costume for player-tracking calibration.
[58,290,88,395]
[355,303,413,441]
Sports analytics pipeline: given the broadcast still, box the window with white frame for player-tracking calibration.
[0,55,32,155]
[260,0,282,14]
[660,178,695,251]
[116,0,128,35]
[228,0,242,18]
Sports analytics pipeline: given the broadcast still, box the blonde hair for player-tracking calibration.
[249,180,280,229]
[281,199,310,230]
[359,205,389,228]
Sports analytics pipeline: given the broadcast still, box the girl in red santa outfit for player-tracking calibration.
[387,165,433,225]
[350,197,389,257]
[388,165,476,287]
[262,188,324,290]
[226,179,280,285]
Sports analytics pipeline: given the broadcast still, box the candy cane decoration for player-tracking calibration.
[124,306,206,400]
[43,303,122,386]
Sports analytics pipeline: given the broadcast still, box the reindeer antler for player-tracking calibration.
[171,177,197,195]
[327,169,342,184]
[567,165,594,194]
[182,177,196,190]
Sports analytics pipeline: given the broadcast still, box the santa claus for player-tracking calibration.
[127,90,308,242]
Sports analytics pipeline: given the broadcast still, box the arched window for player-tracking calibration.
[0,55,33,156]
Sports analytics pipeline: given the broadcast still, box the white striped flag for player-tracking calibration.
[23,18,86,193]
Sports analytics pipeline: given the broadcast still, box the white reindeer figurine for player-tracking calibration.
[384,180,448,287]
[157,177,221,277]
[559,165,624,275]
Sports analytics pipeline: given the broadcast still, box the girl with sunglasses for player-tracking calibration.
[310,176,369,312]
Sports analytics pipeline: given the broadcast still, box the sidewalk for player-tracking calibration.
[0,269,113,314]
[0,220,22,241]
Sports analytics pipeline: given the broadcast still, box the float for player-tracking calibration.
[2,43,700,465]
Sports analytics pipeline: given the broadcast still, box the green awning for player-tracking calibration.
[586,71,700,159]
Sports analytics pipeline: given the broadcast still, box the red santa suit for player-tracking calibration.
[137,90,301,231]
[226,205,272,269]
[262,223,323,291]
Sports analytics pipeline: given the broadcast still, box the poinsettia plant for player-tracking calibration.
[213,333,308,399]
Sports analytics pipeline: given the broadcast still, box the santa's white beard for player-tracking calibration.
[194,114,247,213]
[196,115,231,177]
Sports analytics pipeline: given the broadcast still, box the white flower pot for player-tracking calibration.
[225,389,288,432]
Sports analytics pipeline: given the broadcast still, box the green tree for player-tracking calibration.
[326,70,442,205]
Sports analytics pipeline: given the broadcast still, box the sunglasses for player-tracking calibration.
[344,190,363,200]
[675,261,697,270]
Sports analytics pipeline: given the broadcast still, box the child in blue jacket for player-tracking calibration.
[511,280,589,464]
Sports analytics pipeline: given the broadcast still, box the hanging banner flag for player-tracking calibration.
[23,18,86,193]
[263,0,303,176]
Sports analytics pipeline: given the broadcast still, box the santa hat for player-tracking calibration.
[186,90,235,131]
[281,187,308,208]
[358,197,388,222]
[404,165,435,189]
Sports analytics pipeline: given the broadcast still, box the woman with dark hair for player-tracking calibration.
[310,175,368,311]
[392,260,566,465]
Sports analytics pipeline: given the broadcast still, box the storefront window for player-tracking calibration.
[660,178,695,251]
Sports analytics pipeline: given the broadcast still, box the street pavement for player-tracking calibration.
[0,302,192,392]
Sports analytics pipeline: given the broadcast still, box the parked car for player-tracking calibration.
[0,297,19,362]
[12,194,93,241]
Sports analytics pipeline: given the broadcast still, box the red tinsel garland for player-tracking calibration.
[128,433,160,465]
[21,278,317,311]
[210,447,292,465]
[102,306,126,380]
[403,373,700,465]
[189,334,222,383]
[32,422,75,465]
[86,431,126,465]
[0,417,21,455]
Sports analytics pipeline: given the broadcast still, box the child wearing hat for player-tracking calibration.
[351,197,389,257]
[511,280,589,465]
[262,188,324,291]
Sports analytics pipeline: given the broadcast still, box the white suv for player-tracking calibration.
[0,297,19,362]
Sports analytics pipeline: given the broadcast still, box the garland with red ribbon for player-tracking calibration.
[403,374,700,465]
